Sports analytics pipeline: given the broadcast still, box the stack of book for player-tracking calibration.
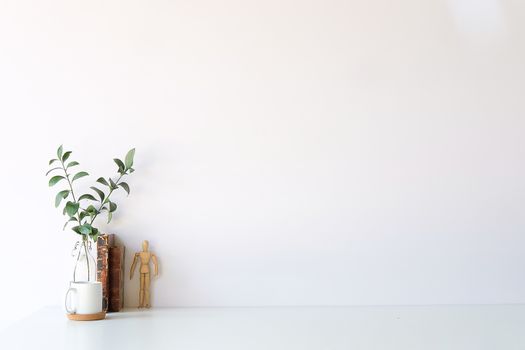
[97,234,125,312]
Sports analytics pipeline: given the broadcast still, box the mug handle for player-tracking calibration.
[65,288,77,314]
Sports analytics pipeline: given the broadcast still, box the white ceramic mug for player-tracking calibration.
[65,281,103,315]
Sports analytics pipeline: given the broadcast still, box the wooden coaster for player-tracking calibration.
[67,311,106,321]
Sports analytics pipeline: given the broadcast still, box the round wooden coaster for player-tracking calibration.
[67,311,106,321]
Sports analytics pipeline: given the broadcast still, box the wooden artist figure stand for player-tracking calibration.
[130,240,159,308]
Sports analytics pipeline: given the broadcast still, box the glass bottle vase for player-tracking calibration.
[72,237,97,282]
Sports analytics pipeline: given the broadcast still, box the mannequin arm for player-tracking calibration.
[152,254,159,276]
[130,253,139,280]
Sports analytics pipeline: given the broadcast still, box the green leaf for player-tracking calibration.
[78,193,96,201]
[96,177,109,186]
[109,178,118,190]
[62,151,72,162]
[91,232,100,242]
[90,186,105,202]
[72,171,89,182]
[129,168,135,173]
[107,211,113,224]
[71,226,82,235]
[55,190,70,208]
[125,148,135,169]
[49,159,59,165]
[48,175,65,187]
[65,201,79,217]
[86,205,98,214]
[57,145,63,159]
[46,167,62,176]
[67,161,79,168]
[79,211,88,221]
[79,224,93,235]
[86,205,98,219]
[113,159,125,174]
[119,182,130,195]
[90,227,100,242]
[109,201,117,212]
[63,217,77,231]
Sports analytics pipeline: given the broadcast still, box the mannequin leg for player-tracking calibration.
[145,272,151,308]
[139,273,145,308]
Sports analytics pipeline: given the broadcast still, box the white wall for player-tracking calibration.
[1,0,525,328]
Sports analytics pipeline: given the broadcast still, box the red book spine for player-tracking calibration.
[96,234,115,312]
[108,246,125,312]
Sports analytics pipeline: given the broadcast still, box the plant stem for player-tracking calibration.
[89,173,125,225]
[73,241,81,281]
[60,160,77,202]
[60,160,86,226]
[83,238,91,281]
[60,159,90,281]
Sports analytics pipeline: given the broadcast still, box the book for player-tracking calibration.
[108,245,125,312]
[96,234,115,312]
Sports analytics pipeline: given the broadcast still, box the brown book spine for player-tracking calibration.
[108,246,125,312]
[97,234,115,311]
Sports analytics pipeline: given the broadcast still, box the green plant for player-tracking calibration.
[47,145,136,243]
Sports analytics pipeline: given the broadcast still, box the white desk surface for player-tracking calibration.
[2,305,524,350]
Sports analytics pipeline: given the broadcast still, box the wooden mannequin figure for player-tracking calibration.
[130,240,159,308]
